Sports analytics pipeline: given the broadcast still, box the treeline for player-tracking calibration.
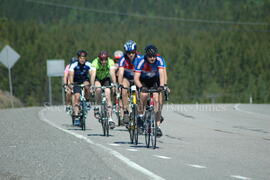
[0,0,269,106]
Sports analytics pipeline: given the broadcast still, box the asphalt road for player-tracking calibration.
[0,104,269,180]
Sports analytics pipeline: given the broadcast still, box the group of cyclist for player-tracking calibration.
[63,40,169,137]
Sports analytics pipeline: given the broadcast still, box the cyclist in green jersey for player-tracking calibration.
[91,51,117,129]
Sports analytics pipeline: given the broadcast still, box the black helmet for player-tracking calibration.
[76,50,87,57]
[98,51,109,60]
[145,45,158,57]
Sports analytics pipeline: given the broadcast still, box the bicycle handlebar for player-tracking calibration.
[91,85,114,90]
[142,89,165,93]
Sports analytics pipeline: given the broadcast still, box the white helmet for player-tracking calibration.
[113,50,124,59]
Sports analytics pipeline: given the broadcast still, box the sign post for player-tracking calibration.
[46,60,65,106]
[0,45,20,108]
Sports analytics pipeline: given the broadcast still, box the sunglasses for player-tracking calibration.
[100,58,108,61]
[126,51,136,54]
[147,55,157,58]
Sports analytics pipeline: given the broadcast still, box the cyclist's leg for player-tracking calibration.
[83,81,90,100]
[103,78,112,117]
[152,77,162,126]
[137,83,147,129]
[104,78,115,128]
[122,78,130,111]
[83,81,91,109]
[73,85,81,116]
[94,80,102,104]
[65,87,72,112]
[122,78,130,123]
[153,92,161,125]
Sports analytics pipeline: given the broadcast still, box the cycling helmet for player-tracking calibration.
[98,51,109,60]
[124,40,137,52]
[69,57,77,65]
[76,50,87,57]
[113,50,124,59]
[145,45,158,57]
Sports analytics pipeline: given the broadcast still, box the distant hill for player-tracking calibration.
[0,0,269,105]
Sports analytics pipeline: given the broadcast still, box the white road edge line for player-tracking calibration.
[187,164,207,169]
[109,143,121,146]
[231,175,251,180]
[234,104,269,118]
[154,155,171,160]
[39,109,165,180]
[127,149,139,152]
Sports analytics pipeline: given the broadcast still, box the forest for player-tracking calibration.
[0,0,269,106]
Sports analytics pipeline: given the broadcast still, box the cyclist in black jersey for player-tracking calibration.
[69,50,92,122]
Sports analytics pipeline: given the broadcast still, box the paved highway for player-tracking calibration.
[1,104,269,180]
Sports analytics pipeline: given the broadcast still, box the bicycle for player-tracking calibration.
[121,85,139,145]
[72,84,90,131]
[113,86,123,126]
[63,84,75,125]
[92,85,113,137]
[142,89,163,149]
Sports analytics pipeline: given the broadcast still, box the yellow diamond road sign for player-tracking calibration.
[0,45,20,69]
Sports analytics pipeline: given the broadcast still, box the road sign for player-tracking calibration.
[0,45,21,108]
[47,60,65,77]
[0,45,20,69]
[46,60,65,105]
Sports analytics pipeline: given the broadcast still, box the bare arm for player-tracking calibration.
[63,72,68,84]
[110,67,116,84]
[69,71,74,84]
[118,67,125,85]
[159,68,165,87]
[134,72,142,88]
[90,69,96,86]
[164,68,168,85]
[89,70,92,85]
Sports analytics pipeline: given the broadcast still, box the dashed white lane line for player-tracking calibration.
[127,149,139,152]
[231,175,251,180]
[234,104,269,118]
[187,164,207,169]
[109,143,121,146]
[39,109,165,180]
[154,155,171,160]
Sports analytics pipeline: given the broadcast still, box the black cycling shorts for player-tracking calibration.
[95,77,111,86]
[140,76,160,89]
[73,81,89,94]
[123,77,135,86]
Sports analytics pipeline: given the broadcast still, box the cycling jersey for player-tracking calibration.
[118,54,142,80]
[134,55,165,79]
[91,57,115,81]
[69,61,92,84]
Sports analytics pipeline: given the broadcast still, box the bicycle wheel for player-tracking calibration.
[150,110,157,149]
[105,115,109,137]
[133,105,138,145]
[72,114,75,126]
[101,105,106,136]
[114,101,121,126]
[144,111,151,148]
[80,102,86,131]
[129,116,134,144]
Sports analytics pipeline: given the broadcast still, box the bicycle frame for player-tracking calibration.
[74,84,90,131]
[142,89,163,149]
[121,85,139,144]
[93,85,113,136]
[113,87,122,126]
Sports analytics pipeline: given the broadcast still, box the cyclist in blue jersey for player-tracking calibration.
[118,40,142,124]
[69,50,92,124]
[134,45,165,137]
